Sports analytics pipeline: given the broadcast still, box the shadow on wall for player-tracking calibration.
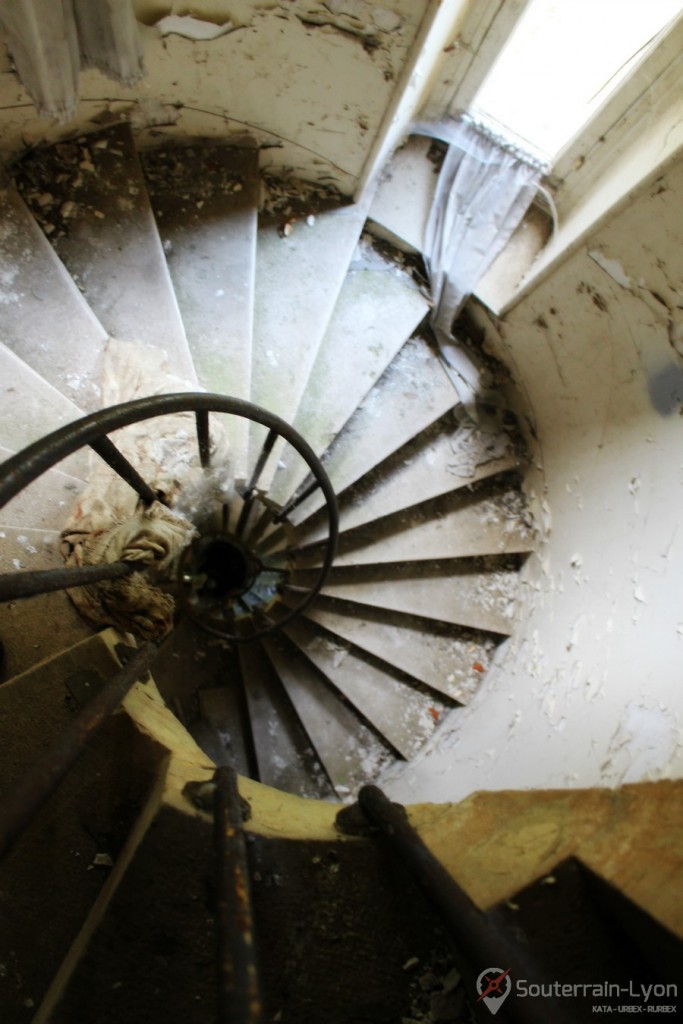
[648,362,683,416]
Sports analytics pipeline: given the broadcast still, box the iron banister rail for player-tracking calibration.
[0,393,339,640]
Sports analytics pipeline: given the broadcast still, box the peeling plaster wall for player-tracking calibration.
[0,0,427,192]
[383,151,683,805]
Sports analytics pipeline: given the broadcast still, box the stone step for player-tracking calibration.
[293,413,522,545]
[283,617,448,760]
[267,243,429,505]
[13,124,196,384]
[297,481,535,568]
[249,190,373,481]
[0,445,84,532]
[142,143,260,481]
[295,559,522,636]
[0,170,107,411]
[303,599,495,704]
[238,642,335,800]
[262,632,393,798]
[367,135,437,254]
[0,343,89,479]
[288,335,456,526]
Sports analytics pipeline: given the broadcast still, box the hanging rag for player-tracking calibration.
[415,113,547,420]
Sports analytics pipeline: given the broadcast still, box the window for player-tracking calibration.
[471,0,682,162]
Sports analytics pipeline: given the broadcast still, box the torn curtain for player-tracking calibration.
[416,114,546,418]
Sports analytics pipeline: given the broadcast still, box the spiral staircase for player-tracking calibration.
[0,122,538,1021]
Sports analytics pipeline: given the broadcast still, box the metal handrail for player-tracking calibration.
[0,394,339,641]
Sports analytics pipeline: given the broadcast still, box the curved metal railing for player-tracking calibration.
[0,393,338,642]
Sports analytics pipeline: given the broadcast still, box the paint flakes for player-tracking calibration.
[588,249,633,288]
[155,15,235,40]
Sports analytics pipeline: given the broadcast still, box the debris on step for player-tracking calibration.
[10,123,198,380]
[291,407,526,546]
[260,170,347,222]
[12,138,114,245]
[141,144,248,206]
[263,632,395,797]
[288,333,458,524]
[284,617,451,760]
[351,231,431,296]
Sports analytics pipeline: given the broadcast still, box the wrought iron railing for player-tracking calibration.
[0,393,338,641]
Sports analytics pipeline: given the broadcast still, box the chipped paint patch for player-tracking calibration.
[588,249,633,288]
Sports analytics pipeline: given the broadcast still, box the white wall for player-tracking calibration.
[0,0,428,192]
[384,149,683,804]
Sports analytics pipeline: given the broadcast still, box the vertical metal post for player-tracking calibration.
[236,429,278,536]
[357,785,574,1024]
[196,409,212,468]
[213,766,264,1024]
[90,435,160,506]
[273,476,318,523]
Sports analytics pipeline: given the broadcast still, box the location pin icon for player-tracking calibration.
[476,967,512,1015]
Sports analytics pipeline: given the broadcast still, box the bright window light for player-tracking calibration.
[472,0,683,159]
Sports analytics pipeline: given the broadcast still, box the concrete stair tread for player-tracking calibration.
[13,124,196,383]
[239,643,335,800]
[195,676,254,776]
[268,250,429,505]
[0,526,94,679]
[0,445,84,531]
[298,560,522,635]
[367,135,437,254]
[142,143,260,480]
[303,600,495,704]
[0,170,107,412]
[283,617,447,760]
[249,190,374,471]
[294,415,522,545]
[289,335,456,525]
[262,633,394,798]
[299,482,535,568]
[0,343,90,479]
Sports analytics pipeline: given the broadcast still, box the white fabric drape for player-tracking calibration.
[416,114,546,417]
[0,0,143,122]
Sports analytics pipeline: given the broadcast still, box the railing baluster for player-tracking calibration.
[245,429,278,496]
[0,642,158,863]
[213,766,264,1024]
[0,560,147,602]
[90,436,160,506]
[273,477,319,523]
[236,428,277,536]
[196,409,211,468]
